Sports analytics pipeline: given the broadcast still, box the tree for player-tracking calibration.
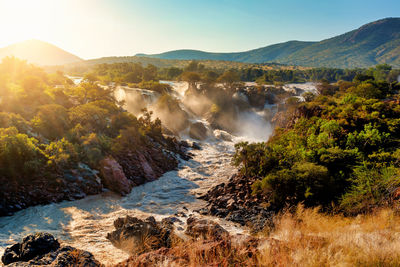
[142,64,157,81]
[217,70,240,94]
[181,72,201,90]
[31,104,70,140]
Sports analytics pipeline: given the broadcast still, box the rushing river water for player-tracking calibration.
[0,81,270,266]
[0,139,243,265]
[0,81,314,265]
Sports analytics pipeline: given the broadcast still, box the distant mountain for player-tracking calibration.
[137,18,400,68]
[136,41,314,63]
[0,39,82,66]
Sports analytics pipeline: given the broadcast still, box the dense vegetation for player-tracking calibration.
[85,60,400,90]
[233,67,400,214]
[0,57,174,200]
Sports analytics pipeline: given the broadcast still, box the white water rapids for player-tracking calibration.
[0,81,279,266]
[0,139,242,265]
[0,81,316,265]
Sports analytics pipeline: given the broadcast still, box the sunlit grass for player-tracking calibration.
[117,206,400,267]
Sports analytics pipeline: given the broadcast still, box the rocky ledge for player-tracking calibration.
[0,137,190,217]
[1,233,102,266]
[198,174,274,232]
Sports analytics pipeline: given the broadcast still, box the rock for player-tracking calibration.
[189,122,208,140]
[99,157,133,195]
[107,216,178,255]
[138,154,157,181]
[185,217,229,240]
[1,233,101,267]
[191,142,201,150]
[201,174,274,232]
[0,122,188,217]
[2,233,60,265]
[213,129,233,142]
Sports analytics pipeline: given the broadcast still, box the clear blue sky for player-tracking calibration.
[0,0,398,59]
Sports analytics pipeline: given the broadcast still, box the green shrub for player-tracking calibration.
[253,162,330,208]
[31,104,70,140]
[0,127,44,180]
[340,166,400,214]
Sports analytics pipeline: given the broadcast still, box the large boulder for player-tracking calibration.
[107,216,178,255]
[2,233,60,265]
[99,157,133,195]
[185,217,229,240]
[1,233,102,267]
[189,122,208,140]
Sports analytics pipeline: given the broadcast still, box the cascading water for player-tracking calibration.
[0,81,282,265]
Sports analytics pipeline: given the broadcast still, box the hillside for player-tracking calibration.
[0,39,82,66]
[136,41,315,63]
[138,18,400,68]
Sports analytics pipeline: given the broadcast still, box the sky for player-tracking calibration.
[0,0,398,59]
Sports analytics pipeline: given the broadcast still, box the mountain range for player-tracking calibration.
[0,18,399,68]
[137,18,400,68]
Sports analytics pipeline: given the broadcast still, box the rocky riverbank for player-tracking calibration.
[198,174,274,232]
[0,137,190,217]
[108,215,259,266]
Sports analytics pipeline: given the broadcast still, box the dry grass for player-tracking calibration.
[117,206,400,267]
[258,205,400,267]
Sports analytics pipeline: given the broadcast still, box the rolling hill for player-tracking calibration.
[137,18,400,68]
[0,39,83,66]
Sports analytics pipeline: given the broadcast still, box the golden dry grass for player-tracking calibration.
[117,206,400,267]
[258,205,400,267]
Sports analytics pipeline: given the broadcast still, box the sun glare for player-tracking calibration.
[0,0,69,45]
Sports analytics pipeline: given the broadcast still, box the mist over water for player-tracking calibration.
[0,81,278,265]
[237,111,273,142]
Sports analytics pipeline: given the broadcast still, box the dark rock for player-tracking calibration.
[191,142,201,150]
[107,216,179,255]
[2,233,60,265]
[189,122,208,140]
[1,233,102,266]
[201,174,274,232]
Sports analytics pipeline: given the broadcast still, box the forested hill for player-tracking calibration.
[137,18,400,68]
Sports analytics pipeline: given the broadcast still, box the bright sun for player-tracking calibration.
[0,0,71,45]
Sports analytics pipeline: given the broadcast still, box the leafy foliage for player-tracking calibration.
[234,74,400,213]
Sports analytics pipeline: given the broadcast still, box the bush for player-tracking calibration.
[253,162,330,208]
[340,166,400,214]
[31,104,70,140]
[44,138,78,170]
[0,127,44,180]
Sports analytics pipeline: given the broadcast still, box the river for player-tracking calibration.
[0,80,279,265]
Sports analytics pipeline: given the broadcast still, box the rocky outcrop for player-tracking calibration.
[0,163,103,216]
[199,174,274,232]
[185,217,229,240]
[106,216,178,255]
[0,136,189,217]
[1,233,102,266]
[189,122,208,140]
[213,129,233,142]
[114,146,180,189]
[99,157,133,195]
